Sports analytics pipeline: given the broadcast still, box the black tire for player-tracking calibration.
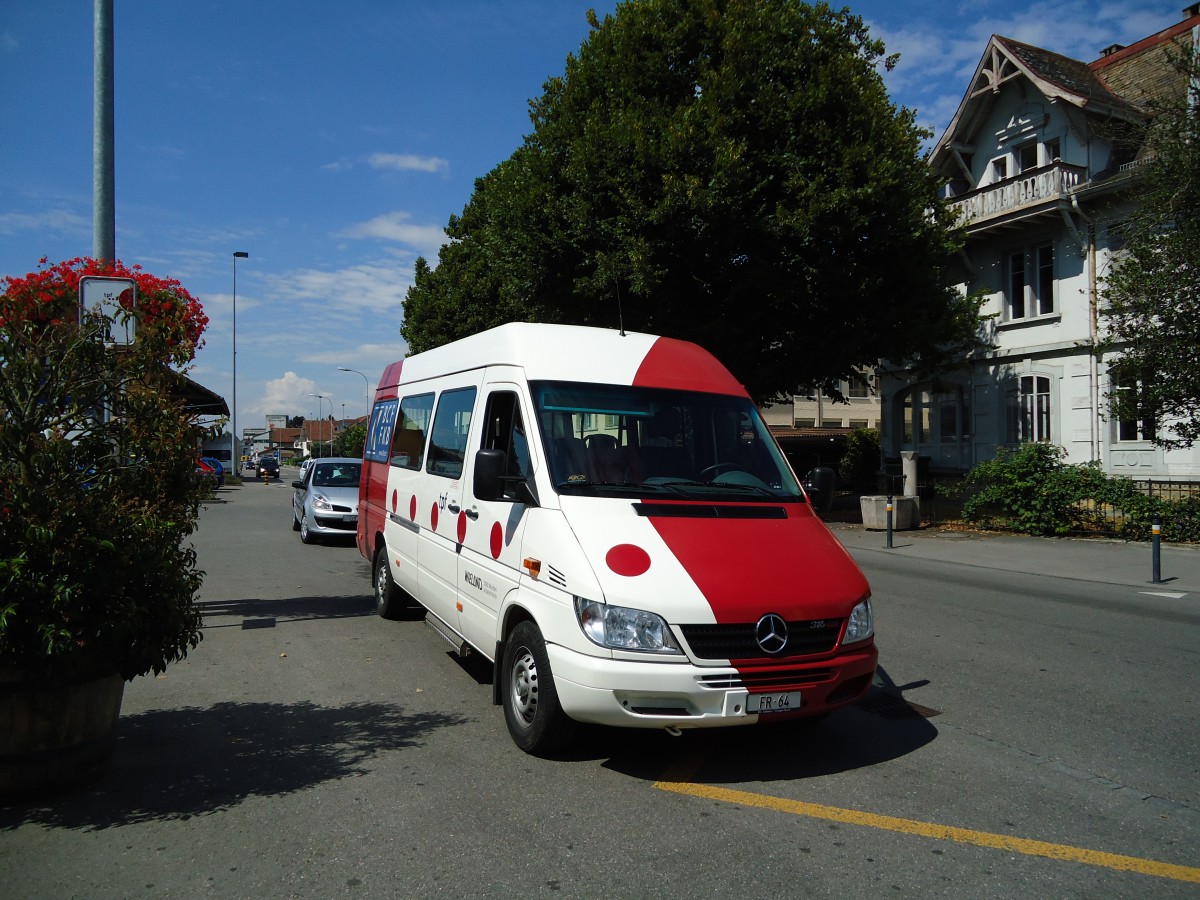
[299,514,318,544]
[292,512,301,532]
[374,549,403,620]
[501,620,576,755]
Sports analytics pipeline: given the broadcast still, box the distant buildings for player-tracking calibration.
[879,5,1200,482]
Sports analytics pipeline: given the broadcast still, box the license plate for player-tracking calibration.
[747,691,801,714]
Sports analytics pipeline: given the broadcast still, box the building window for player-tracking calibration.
[1007,250,1026,319]
[1045,138,1060,163]
[847,373,871,398]
[1018,143,1038,172]
[1006,375,1052,443]
[1112,366,1156,442]
[1036,244,1054,315]
[849,419,869,430]
[992,157,1008,182]
[1005,245,1055,319]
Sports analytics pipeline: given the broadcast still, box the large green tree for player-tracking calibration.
[1100,49,1200,449]
[403,0,984,403]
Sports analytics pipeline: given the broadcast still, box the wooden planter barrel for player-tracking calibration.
[0,671,126,798]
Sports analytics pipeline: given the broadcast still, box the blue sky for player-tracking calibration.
[1,1,1186,432]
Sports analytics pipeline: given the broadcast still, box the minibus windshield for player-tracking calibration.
[531,381,804,501]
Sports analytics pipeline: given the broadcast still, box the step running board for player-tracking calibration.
[424,613,472,657]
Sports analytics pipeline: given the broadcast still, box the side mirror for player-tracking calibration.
[291,480,305,490]
[474,449,506,501]
[474,448,539,506]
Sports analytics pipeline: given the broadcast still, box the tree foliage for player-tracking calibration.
[334,420,367,459]
[402,0,984,403]
[1099,48,1200,448]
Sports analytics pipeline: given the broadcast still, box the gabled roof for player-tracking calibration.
[931,34,1147,173]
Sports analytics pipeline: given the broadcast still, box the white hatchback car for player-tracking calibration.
[291,457,362,544]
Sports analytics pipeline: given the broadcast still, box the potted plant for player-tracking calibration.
[0,257,211,796]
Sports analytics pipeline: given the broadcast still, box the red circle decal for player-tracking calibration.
[490,522,503,559]
[430,503,439,531]
[409,494,417,521]
[457,511,468,543]
[606,544,651,577]
[391,489,398,513]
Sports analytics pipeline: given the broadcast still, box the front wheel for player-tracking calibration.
[502,620,575,755]
[299,514,318,544]
[374,549,403,619]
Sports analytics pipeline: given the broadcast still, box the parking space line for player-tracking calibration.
[654,765,1200,884]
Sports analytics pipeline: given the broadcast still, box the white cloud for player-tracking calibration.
[253,370,319,420]
[0,208,89,237]
[264,260,413,314]
[340,211,448,259]
[368,152,449,173]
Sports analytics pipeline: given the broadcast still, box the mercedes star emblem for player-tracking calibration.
[755,613,788,654]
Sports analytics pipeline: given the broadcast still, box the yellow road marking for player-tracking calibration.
[654,760,1200,884]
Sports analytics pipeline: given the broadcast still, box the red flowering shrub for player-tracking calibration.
[0,256,208,365]
[0,259,210,681]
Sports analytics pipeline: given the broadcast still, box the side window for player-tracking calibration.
[364,399,398,464]
[390,393,434,469]
[427,388,476,479]
[480,391,534,500]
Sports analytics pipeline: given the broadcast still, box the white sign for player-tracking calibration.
[79,276,137,346]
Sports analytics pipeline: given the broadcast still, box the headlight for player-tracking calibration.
[311,493,334,512]
[575,597,681,654]
[843,597,873,644]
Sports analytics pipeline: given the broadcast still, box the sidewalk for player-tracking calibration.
[827,521,1200,593]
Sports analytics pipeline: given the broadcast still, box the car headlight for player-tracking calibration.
[310,493,334,512]
[843,597,873,644]
[575,597,681,654]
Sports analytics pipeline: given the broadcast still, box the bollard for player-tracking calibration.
[886,494,894,549]
[1151,515,1161,584]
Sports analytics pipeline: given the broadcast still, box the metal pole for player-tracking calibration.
[886,493,894,549]
[338,367,370,417]
[93,0,115,262]
[1151,514,1162,584]
[232,252,248,471]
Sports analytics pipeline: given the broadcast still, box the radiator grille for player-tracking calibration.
[679,620,842,660]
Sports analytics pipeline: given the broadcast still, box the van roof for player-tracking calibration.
[378,323,747,397]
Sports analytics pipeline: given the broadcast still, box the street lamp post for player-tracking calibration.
[337,366,370,417]
[232,251,248,470]
[308,392,328,456]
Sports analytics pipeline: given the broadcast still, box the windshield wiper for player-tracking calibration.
[659,480,777,497]
[556,480,670,492]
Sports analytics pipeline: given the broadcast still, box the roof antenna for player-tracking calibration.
[615,277,626,336]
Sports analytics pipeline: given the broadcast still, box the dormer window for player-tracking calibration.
[992,157,1008,182]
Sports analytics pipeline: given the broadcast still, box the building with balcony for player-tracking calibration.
[879,6,1200,482]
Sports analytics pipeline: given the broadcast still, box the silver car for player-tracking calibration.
[291,457,362,544]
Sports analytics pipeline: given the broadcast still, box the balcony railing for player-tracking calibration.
[947,162,1088,228]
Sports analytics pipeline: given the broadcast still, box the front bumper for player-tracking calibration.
[546,642,877,729]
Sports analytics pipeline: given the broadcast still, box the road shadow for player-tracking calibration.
[582,665,939,783]
[0,699,465,830]
[195,594,375,627]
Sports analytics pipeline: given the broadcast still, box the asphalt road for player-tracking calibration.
[2,470,1197,898]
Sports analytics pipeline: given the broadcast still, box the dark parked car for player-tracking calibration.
[257,456,280,481]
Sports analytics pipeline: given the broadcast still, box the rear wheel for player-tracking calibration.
[502,620,575,755]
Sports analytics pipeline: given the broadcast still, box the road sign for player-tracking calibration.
[79,276,137,346]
